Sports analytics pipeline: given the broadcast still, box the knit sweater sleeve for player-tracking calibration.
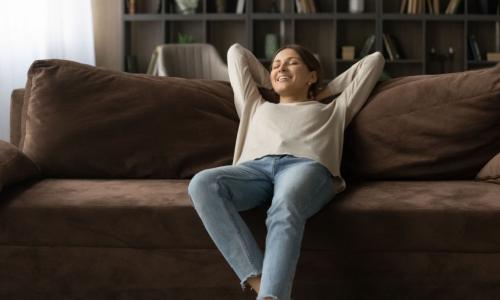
[227,43,273,118]
[326,51,385,124]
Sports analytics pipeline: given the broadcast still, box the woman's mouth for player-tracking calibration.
[277,75,291,82]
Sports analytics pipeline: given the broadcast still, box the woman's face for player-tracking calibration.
[270,48,317,100]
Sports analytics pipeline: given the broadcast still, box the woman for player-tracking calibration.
[188,43,385,300]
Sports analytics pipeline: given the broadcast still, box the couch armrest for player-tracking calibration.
[0,140,40,192]
[10,89,25,147]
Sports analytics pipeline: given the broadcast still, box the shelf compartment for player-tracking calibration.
[125,21,164,72]
[337,20,376,59]
[295,20,335,79]
[426,20,465,74]
[384,63,423,77]
[207,21,247,62]
[467,21,498,63]
[165,21,205,43]
[383,20,423,61]
[337,0,376,13]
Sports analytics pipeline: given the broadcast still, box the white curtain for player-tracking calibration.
[0,0,95,142]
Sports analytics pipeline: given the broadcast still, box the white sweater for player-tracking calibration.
[227,44,385,193]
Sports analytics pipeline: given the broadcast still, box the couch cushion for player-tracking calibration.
[20,59,238,179]
[0,140,40,192]
[1,179,500,252]
[343,63,500,180]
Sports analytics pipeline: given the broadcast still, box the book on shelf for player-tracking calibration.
[426,0,433,14]
[468,35,482,61]
[400,0,407,13]
[433,0,440,14]
[359,34,375,58]
[387,34,404,59]
[402,0,428,15]
[295,0,316,13]
[445,0,462,14]
[383,34,395,60]
[383,33,404,60]
[236,0,245,14]
[126,0,136,14]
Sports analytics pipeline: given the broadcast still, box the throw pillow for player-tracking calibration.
[343,63,500,180]
[20,59,238,179]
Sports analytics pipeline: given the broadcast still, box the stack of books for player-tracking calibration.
[400,0,462,14]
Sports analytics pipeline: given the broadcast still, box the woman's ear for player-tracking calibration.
[310,71,318,84]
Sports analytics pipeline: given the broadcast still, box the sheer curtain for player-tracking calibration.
[0,0,95,142]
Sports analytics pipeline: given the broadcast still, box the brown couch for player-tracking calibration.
[1,59,500,300]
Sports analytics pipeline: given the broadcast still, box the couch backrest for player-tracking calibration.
[17,58,500,180]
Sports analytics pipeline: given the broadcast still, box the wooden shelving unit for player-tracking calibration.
[122,0,500,79]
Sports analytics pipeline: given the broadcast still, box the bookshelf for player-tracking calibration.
[123,0,500,80]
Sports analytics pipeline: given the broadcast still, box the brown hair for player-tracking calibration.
[271,44,323,99]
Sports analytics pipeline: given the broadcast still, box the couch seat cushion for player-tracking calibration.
[1,179,499,252]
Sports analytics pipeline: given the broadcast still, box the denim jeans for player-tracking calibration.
[188,154,337,300]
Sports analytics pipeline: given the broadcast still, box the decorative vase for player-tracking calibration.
[349,0,364,13]
[175,0,199,14]
[265,34,279,60]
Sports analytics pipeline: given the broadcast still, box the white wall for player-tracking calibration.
[0,0,122,143]
[92,0,123,72]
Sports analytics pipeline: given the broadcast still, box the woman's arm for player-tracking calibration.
[318,51,385,124]
[227,43,273,118]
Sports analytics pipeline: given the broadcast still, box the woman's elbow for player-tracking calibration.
[227,43,245,61]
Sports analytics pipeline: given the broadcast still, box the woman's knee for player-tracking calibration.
[188,169,219,200]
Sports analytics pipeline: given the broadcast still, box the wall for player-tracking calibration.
[92,0,123,71]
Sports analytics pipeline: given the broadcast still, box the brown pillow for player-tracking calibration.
[476,153,500,183]
[0,140,40,192]
[343,63,500,180]
[20,59,238,179]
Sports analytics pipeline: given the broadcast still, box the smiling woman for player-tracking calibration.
[188,43,385,300]
[0,0,95,142]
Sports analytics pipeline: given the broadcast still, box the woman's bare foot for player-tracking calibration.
[247,275,261,293]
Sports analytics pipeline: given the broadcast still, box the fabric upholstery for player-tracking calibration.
[343,63,500,180]
[2,179,500,252]
[20,59,238,179]
[0,140,39,193]
[1,246,500,300]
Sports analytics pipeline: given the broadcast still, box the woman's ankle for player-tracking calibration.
[247,275,262,294]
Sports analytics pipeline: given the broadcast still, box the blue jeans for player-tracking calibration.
[187,154,336,300]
